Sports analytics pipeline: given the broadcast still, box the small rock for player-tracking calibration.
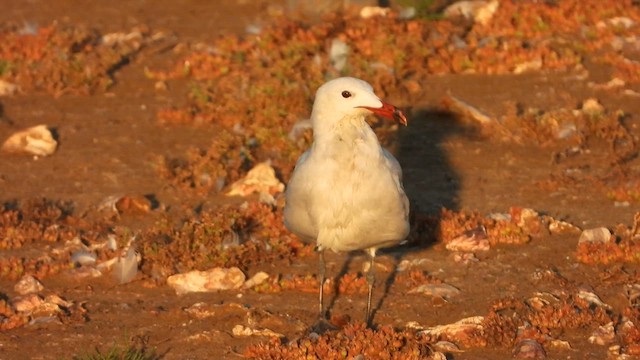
[396,258,430,271]
[581,98,605,115]
[167,267,246,295]
[443,0,499,26]
[525,292,560,311]
[548,219,581,234]
[154,80,168,91]
[548,339,572,350]
[416,316,484,341]
[442,95,494,124]
[115,195,152,214]
[232,324,284,338]
[226,162,284,197]
[589,77,626,90]
[446,227,490,252]
[359,6,390,19]
[243,271,270,289]
[398,7,416,20]
[513,339,546,358]
[577,289,612,309]
[607,17,635,29]
[589,322,615,345]
[623,284,640,306]
[14,275,44,295]
[578,227,613,244]
[100,30,143,48]
[184,302,218,319]
[1,125,58,156]
[0,79,18,96]
[409,283,461,299]
[513,59,542,74]
[433,341,463,353]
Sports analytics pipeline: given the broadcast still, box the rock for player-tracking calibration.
[623,284,640,306]
[589,77,625,90]
[167,267,246,295]
[396,258,430,271]
[512,207,542,235]
[548,219,581,235]
[232,324,284,338]
[433,341,463,353]
[597,17,636,29]
[513,339,547,358]
[409,283,461,299]
[0,79,18,96]
[513,59,542,74]
[581,98,604,115]
[359,6,390,19]
[446,226,490,252]
[416,316,484,344]
[14,275,44,295]
[548,339,572,350]
[589,322,615,345]
[443,0,499,26]
[1,125,58,156]
[442,95,494,124]
[398,7,417,20]
[226,162,284,197]
[577,289,612,310]
[578,227,613,244]
[13,293,72,317]
[287,0,377,19]
[243,271,270,289]
[115,195,152,214]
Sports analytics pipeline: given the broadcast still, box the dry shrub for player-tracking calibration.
[244,323,435,360]
[139,201,308,276]
[0,23,148,95]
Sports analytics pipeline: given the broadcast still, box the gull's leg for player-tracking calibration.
[365,248,377,327]
[318,247,326,319]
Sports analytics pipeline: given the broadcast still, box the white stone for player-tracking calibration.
[167,267,246,295]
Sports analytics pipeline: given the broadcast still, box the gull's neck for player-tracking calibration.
[310,110,380,154]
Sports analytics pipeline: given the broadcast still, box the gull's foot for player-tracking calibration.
[310,317,339,334]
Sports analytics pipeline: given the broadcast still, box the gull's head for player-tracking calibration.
[311,77,407,127]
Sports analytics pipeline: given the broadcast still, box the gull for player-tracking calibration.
[284,77,410,326]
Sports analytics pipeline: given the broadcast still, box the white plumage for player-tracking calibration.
[284,77,410,326]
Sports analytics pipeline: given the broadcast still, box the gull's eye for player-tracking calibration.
[341,90,352,98]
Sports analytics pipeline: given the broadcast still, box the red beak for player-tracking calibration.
[358,101,408,126]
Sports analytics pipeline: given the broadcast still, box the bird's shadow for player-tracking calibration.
[323,108,469,326]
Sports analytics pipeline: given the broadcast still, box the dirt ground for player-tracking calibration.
[1,1,640,359]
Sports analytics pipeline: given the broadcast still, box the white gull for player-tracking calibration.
[284,77,410,326]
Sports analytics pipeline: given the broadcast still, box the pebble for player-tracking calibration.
[443,0,499,26]
[446,227,490,252]
[167,267,246,295]
[0,79,18,96]
[578,227,613,244]
[1,125,58,157]
[513,339,546,358]
[409,283,461,299]
[589,322,615,345]
[14,275,44,295]
[226,162,284,197]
